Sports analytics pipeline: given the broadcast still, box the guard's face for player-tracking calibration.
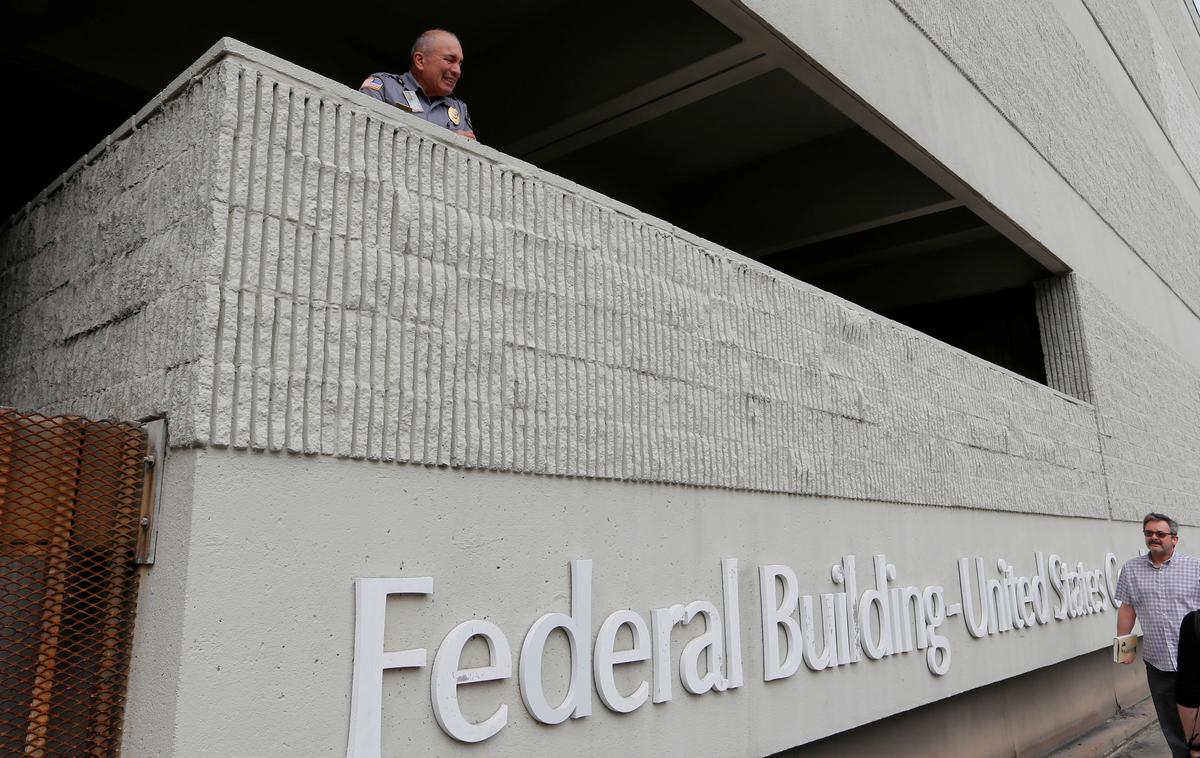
[413,34,463,98]
[1143,520,1178,561]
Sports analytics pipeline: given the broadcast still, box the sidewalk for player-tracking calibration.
[1108,723,1174,757]
[1046,699,1165,757]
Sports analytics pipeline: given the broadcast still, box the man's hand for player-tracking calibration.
[1117,604,1137,663]
[458,130,477,141]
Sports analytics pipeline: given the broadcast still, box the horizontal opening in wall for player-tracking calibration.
[884,286,1048,386]
[529,62,1060,384]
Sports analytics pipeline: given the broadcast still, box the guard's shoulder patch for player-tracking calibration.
[361,76,383,91]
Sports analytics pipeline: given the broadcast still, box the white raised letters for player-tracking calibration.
[346,577,433,758]
[594,609,651,713]
[431,619,512,743]
[759,565,801,681]
[651,604,686,703]
[346,550,1118,747]
[679,600,725,695]
[519,559,593,724]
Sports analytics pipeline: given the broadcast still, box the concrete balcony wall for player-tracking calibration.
[2,41,1108,519]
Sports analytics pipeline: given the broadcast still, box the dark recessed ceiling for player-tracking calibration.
[0,0,737,219]
[542,68,854,210]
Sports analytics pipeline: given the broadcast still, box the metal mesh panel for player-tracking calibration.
[0,409,146,757]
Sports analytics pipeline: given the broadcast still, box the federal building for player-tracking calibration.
[2,1,1200,755]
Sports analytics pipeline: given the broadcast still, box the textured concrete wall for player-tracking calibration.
[743,0,1200,528]
[200,55,1106,514]
[0,66,224,443]
[1147,0,1200,95]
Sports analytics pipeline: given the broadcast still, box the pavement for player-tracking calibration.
[1046,699,1169,757]
[1108,723,1174,757]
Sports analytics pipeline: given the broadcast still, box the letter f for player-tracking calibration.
[346,577,433,758]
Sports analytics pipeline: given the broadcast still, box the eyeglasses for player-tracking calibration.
[1144,530,1176,539]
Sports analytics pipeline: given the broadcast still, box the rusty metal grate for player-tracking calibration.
[0,409,147,757]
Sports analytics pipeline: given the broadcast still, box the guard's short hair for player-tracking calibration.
[411,29,458,58]
[1143,512,1179,535]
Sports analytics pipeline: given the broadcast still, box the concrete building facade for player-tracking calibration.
[2,2,1200,755]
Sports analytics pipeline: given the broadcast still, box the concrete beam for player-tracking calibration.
[668,127,956,258]
[511,46,774,163]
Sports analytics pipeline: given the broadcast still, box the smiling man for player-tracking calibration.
[359,29,476,140]
[1116,513,1200,757]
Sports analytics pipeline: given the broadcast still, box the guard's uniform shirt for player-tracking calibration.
[359,71,474,136]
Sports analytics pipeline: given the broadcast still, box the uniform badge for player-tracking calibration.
[361,76,383,91]
[447,106,461,126]
[401,90,423,113]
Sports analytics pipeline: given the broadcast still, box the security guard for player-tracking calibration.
[360,29,476,140]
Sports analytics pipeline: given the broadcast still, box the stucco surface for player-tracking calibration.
[1148,0,1200,95]
[1080,0,1200,187]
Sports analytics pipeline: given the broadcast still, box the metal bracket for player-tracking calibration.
[136,418,167,564]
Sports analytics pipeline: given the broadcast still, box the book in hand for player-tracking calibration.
[1113,634,1139,663]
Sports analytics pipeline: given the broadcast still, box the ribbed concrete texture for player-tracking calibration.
[0,40,1195,524]
[0,69,224,443]
[1034,276,1094,406]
